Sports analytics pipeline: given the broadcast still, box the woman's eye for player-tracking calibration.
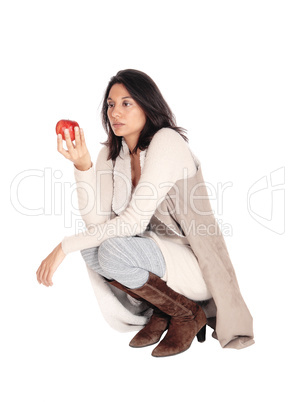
[107,103,114,108]
[123,101,131,107]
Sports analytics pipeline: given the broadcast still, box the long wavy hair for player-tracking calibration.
[100,69,188,160]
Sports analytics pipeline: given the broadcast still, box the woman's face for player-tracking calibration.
[107,83,147,144]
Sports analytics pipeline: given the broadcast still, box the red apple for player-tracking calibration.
[56,119,80,141]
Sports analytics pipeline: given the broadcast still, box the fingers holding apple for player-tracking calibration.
[57,131,71,160]
[64,128,76,152]
[56,119,79,141]
[74,126,87,148]
[56,119,92,170]
[74,126,81,146]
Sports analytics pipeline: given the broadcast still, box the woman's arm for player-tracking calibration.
[61,128,197,254]
[57,127,114,226]
[36,128,113,287]
[36,243,66,286]
[73,146,114,227]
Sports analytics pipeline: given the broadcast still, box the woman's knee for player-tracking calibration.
[80,246,99,265]
[97,237,124,268]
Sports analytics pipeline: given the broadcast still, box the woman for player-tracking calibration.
[36,69,254,356]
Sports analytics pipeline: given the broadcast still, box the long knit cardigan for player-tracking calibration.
[62,128,254,350]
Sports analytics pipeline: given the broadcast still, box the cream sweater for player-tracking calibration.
[61,128,211,301]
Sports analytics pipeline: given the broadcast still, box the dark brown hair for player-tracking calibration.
[100,69,188,160]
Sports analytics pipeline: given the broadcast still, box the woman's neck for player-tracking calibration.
[123,135,140,155]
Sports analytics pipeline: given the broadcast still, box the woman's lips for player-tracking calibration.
[113,123,125,131]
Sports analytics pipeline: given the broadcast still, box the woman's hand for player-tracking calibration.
[57,127,92,171]
[36,243,66,287]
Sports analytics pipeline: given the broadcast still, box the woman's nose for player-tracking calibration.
[111,105,121,118]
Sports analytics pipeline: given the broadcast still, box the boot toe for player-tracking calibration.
[151,341,190,357]
[129,333,158,348]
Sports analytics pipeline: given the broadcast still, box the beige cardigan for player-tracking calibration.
[61,128,198,254]
[61,128,254,349]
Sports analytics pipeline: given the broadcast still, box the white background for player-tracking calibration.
[1,1,294,401]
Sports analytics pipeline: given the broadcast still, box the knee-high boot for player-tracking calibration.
[108,279,170,348]
[127,273,207,357]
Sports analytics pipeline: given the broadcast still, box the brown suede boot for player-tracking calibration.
[129,308,170,348]
[108,279,170,348]
[108,279,142,300]
[129,273,207,357]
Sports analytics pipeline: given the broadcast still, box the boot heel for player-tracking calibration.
[196,325,206,343]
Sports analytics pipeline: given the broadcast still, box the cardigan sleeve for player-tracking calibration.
[73,146,114,227]
[61,128,196,254]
